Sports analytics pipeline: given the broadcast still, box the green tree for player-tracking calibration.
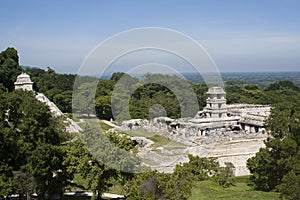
[266,80,300,91]
[53,90,72,113]
[181,154,219,181]
[95,96,113,120]
[73,81,98,116]
[125,155,226,200]
[126,169,192,200]
[0,47,23,91]
[64,124,138,200]
[0,90,69,199]
[247,94,300,197]
[278,169,300,200]
[30,67,76,113]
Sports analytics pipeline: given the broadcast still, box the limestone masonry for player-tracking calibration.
[121,87,271,176]
[14,73,81,133]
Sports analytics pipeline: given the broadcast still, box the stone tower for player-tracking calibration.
[14,73,33,91]
[204,87,227,118]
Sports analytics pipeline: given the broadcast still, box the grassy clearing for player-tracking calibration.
[77,120,114,133]
[148,135,171,149]
[125,130,186,150]
[125,129,155,137]
[98,120,114,131]
[79,122,187,151]
[125,130,170,148]
[189,176,280,200]
[141,158,159,165]
[77,119,99,129]
[164,141,187,149]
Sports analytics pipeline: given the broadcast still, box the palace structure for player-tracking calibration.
[121,87,271,176]
[122,87,270,139]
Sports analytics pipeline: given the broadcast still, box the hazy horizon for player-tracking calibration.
[1,1,300,74]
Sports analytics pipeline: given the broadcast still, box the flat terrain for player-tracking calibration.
[189,176,280,200]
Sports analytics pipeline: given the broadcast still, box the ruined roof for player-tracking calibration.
[14,72,33,84]
[207,87,226,94]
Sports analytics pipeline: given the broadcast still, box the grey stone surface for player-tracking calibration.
[119,87,271,176]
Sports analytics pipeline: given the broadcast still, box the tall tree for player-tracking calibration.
[247,94,300,198]
[64,124,138,200]
[0,90,68,199]
[0,48,23,91]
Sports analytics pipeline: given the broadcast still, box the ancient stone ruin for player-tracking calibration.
[121,87,271,176]
[14,72,33,91]
[14,73,270,176]
[122,87,270,142]
[14,73,81,133]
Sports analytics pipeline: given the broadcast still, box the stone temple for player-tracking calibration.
[14,73,81,133]
[121,87,271,176]
[14,73,33,91]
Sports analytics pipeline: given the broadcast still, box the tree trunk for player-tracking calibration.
[59,190,63,200]
[26,191,31,200]
[37,191,45,200]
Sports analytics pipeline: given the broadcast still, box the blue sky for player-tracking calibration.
[1,0,300,73]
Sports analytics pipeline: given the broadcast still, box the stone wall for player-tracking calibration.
[36,93,82,133]
[120,107,269,176]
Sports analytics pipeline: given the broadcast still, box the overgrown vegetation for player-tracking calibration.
[124,154,240,200]
[189,176,280,200]
[247,95,300,199]
[1,47,300,199]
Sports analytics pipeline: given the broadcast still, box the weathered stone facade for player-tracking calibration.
[121,87,271,176]
[204,87,227,118]
[122,87,270,140]
[14,73,33,91]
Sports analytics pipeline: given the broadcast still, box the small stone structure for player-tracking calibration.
[14,73,33,91]
[14,73,81,133]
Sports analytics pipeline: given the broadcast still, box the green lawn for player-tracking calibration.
[125,130,186,149]
[98,120,114,131]
[77,119,115,131]
[125,129,155,137]
[189,176,280,200]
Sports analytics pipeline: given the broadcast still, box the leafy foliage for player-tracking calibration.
[0,90,69,199]
[181,155,219,181]
[26,67,76,113]
[266,80,300,91]
[125,168,192,200]
[125,155,232,200]
[63,125,138,199]
[247,94,300,199]
[2,47,300,200]
[0,47,23,91]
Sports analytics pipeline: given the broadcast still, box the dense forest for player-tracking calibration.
[1,47,300,200]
